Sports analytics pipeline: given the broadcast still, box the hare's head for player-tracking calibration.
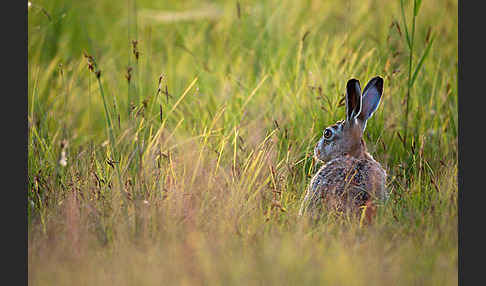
[314,76,383,163]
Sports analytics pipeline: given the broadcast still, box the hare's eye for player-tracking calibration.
[323,128,333,139]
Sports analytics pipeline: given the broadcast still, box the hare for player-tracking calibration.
[299,76,388,220]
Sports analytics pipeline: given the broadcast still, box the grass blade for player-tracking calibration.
[410,34,435,87]
[400,0,412,49]
[414,0,422,17]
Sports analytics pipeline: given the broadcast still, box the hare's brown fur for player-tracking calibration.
[300,150,387,217]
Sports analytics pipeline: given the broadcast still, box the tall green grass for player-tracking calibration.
[28,0,457,285]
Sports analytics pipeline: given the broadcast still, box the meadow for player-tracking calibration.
[28,0,458,285]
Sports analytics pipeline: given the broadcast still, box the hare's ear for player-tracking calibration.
[345,79,362,125]
[358,76,383,130]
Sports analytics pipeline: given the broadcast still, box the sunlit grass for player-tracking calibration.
[28,0,457,285]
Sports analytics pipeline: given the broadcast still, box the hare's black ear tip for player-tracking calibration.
[374,76,384,84]
[372,76,384,90]
[376,76,383,91]
[346,78,360,88]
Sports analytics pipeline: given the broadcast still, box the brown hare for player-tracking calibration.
[299,76,388,221]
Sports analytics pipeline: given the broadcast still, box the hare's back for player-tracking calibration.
[310,155,386,207]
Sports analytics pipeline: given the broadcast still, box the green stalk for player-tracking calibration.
[96,76,116,154]
[401,0,418,143]
[127,0,132,117]
[93,65,128,205]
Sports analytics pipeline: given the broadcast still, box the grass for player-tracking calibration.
[28,0,457,285]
